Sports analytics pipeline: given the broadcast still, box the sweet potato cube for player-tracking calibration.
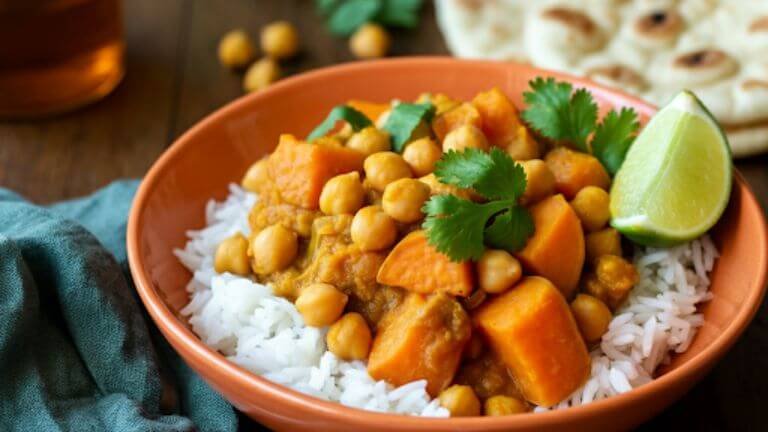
[268,134,365,209]
[431,102,483,142]
[474,276,590,407]
[377,230,474,297]
[471,87,523,148]
[515,194,584,298]
[368,293,471,396]
[347,99,391,122]
[544,147,610,199]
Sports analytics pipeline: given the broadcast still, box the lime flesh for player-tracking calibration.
[610,91,732,247]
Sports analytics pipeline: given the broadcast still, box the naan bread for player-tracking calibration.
[435,0,768,157]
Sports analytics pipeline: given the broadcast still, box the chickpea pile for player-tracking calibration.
[218,21,300,93]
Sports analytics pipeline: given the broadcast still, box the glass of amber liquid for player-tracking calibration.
[0,0,124,118]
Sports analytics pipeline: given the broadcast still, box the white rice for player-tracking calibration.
[176,185,717,416]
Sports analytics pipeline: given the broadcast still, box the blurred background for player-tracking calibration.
[0,1,765,430]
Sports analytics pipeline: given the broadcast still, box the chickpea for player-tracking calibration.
[520,159,555,204]
[477,250,523,294]
[295,283,348,327]
[381,178,430,223]
[417,92,460,115]
[585,228,622,263]
[438,385,481,417]
[350,206,398,251]
[326,312,372,360]
[505,126,540,161]
[214,233,250,275]
[319,172,365,215]
[442,124,489,153]
[402,137,442,176]
[249,224,298,274]
[260,20,299,60]
[595,254,639,294]
[363,152,412,191]
[218,29,255,69]
[584,255,639,309]
[349,23,391,59]
[484,395,528,416]
[243,57,281,93]
[570,186,611,232]
[241,158,270,193]
[570,294,612,343]
[346,127,391,156]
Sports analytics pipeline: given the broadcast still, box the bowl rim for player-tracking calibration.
[127,56,768,428]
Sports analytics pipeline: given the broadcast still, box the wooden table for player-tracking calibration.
[1,1,765,430]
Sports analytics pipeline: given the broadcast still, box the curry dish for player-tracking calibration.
[213,88,640,416]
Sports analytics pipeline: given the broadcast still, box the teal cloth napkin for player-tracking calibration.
[0,181,237,432]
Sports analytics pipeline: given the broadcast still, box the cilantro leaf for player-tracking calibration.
[382,102,435,152]
[591,107,640,175]
[327,0,382,36]
[485,206,535,252]
[474,148,527,201]
[307,105,372,141]
[433,148,491,189]
[376,0,423,28]
[434,148,526,201]
[522,77,598,152]
[424,149,533,261]
[422,195,510,262]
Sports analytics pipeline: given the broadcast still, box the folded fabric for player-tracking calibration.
[0,181,237,432]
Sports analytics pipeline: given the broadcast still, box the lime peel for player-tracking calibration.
[610,90,732,247]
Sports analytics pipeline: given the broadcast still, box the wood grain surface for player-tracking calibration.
[0,1,765,431]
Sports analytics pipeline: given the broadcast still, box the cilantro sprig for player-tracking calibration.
[522,77,640,174]
[422,148,534,262]
[307,105,373,141]
[591,107,640,175]
[382,102,435,152]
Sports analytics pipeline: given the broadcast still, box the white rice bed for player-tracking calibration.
[175,185,718,416]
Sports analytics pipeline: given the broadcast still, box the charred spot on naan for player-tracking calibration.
[749,16,768,33]
[667,49,739,85]
[635,10,683,42]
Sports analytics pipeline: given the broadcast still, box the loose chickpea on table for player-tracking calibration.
[349,23,391,59]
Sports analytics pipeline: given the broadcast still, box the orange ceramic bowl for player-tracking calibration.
[127,58,768,431]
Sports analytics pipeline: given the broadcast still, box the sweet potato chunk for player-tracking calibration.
[368,293,471,396]
[268,134,365,209]
[515,194,584,298]
[347,99,390,122]
[474,276,590,407]
[377,230,474,297]
[471,87,522,148]
[544,147,610,199]
[432,102,483,142]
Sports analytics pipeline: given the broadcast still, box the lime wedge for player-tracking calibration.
[610,90,732,247]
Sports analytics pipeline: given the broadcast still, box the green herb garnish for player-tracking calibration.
[591,107,640,175]
[422,148,534,262]
[522,77,598,152]
[522,77,640,173]
[307,105,373,141]
[382,102,435,152]
[316,0,424,36]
